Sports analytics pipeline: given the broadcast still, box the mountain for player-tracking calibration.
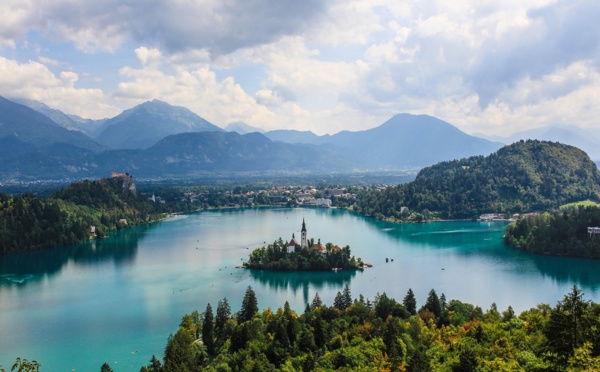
[0,96,105,153]
[94,100,224,149]
[10,97,105,135]
[504,125,600,161]
[265,129,330,144]
[265,114,502,168]
[225,121,265,134]
[97,131,352,177]
[356,140,600,220]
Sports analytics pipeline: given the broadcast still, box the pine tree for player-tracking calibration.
[342,284,352,309]
[333,291,345,310]
[202,303,215,354]
[238,286,258,323]
[215,297,231,336]
[310,292,323,310]
[422,289,442,318]
[403,288,417,316]
[545,285,592,361]
[100,362,113,372]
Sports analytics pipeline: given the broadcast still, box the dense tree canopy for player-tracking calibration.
[0,176,188,255]
[135,285,600,371]
[505,205,600,258]
[355,140,600,220]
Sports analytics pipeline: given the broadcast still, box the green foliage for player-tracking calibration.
[504,206,600,258]
[238,286,258,323]
[202,303,215,355]
[403,288,417,316]
[8,358,40,372]
[356,140,600,220]
[141,286,600,371]
[0,176,180,255]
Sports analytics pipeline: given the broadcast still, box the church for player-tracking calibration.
[287,219,308,253]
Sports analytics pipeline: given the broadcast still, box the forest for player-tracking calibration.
[0,176,187,255]
[245,239,363,271]
[118,285,600,372]
[355,140,600,221]
[504,205,600,258]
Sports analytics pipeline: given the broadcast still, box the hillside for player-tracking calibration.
[0,175,177,255]
[94,100,223,149]
[355,140,600,220]
[489,125,600,161]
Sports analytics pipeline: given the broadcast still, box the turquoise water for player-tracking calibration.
[2,207,600,370]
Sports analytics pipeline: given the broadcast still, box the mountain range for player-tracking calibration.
[0,96,595,181]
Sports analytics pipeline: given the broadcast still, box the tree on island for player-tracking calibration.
[245,239,363,271]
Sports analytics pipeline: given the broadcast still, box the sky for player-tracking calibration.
[1,0,600,136]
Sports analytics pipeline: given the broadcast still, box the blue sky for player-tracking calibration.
[1,0,599,135]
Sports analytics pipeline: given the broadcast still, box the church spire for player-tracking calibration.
[301,218,307,248]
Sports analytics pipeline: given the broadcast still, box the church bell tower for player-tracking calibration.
[301,218,307,248]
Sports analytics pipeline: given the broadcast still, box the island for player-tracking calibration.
[243,219,367,271]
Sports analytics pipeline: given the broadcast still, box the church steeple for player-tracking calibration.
[300,218,307,248]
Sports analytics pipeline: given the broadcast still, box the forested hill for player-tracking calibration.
[0,176,179,255]
[355,140,600,220]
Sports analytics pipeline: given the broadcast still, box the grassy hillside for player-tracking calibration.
[356,140,600,220]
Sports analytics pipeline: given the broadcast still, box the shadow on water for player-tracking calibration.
[0,223,157,287]
[527,253,600,290]
[249,268,358,304]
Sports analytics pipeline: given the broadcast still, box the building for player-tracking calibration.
[287,234,300,253]
[287,219,309,253]
[301,218,307,248]
[316,198,332,207]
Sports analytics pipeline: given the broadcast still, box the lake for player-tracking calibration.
[2,207,600,370]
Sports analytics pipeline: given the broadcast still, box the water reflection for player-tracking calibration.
[0,223,156,287]
[250,268,358,304]
[529,254,600,290]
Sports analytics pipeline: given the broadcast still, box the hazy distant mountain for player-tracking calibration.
[225,121,265,134]
[265,130,331,145]
[94,100,223,149]
[98,131,352,177]
[10,97,105,135]
[267,114,502,168]
[0,96,105,153]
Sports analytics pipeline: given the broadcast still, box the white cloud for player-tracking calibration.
[135,47,162,67]
[2,0,600,137]
[114,59,276,129]
[0,56,118,118]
